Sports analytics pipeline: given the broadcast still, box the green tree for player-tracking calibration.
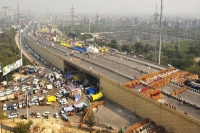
[84,111,96,131]
[121,44,132,53]
[134,42,143,53]
[14,120,33,133]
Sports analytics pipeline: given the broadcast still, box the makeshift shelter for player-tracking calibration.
[91,92,103,101]
[46,95,56,102]
[87,87,95,94]
[74,94,81,102]
[63,106,74,113]
[73,102,87,108]
[66,85,82,97]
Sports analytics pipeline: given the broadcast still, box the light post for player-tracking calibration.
[118,57,122,85]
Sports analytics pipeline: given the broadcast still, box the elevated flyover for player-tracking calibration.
[23,33,200,133]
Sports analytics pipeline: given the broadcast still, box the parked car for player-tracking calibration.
[36,113,40,118]
[54,113,59,118]
[5,89,12,95]
[55,93,63,98]
[13,86,20,91]
[8,113,18,119]
[59,98,67,105]
[13,103,18,109]
[3,104,7,111]
[0,91,5,97]
[42,90,48,94]
[43,111,50,116]
[7,105,13,110]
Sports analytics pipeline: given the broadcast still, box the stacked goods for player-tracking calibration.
[171,86,188,96]
[175,78,187,84]
[152,94,163,100]
[142,89,161,99]
[150,79,170,89]
[188,74,198,80]
[125,119,149,133]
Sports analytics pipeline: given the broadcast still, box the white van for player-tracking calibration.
[2,104,7,111]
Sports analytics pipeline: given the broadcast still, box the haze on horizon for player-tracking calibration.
[1,0,200,16]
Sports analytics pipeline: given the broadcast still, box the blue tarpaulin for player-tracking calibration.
[66,74,71,79]
[74,94,81,101]
[87,88,95,94]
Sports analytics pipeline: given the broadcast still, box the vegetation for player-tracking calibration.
[58,24,200,75]
[0,28,31,82]
[13,120,33,133]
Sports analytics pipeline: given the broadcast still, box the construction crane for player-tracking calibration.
[79,101,104,128]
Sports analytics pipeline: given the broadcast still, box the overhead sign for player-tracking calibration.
[2,59,22,76]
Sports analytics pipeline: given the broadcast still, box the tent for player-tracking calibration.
[46,95,56,102]
[74,94,81,102]
[63,106,74,112]
[87,87,95,94]
[91,92,103,101]
[73,102,87,108]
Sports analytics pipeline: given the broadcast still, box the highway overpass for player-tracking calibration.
[21,24,200,132]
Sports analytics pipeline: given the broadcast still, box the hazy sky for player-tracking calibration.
[1,0,200,16]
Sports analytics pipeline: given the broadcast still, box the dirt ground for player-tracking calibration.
[3,118,89,133]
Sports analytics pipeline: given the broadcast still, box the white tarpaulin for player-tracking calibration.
[63,106,74,112]
[73,102,87,108]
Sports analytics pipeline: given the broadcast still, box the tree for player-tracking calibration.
[13,120,33,133]
[84,111,96,131]
[121,44,132,53]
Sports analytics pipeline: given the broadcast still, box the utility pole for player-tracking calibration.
[17,3,26,118]
[70,4,74,33]
[151,4,159,63]
[89,19,90,34]
[95,10,99,33]
[174,22,180,50]
[158,0,163,65]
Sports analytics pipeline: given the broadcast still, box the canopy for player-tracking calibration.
[87,88,95,94]
[63,106,74,112]
[91,92,103,101]
[73,102,87,108]
[74,94,81,101]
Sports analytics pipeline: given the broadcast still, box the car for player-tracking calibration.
[31,96,38,102]
[13,103,18,109]
[5,89,12,95]
[42,90,48,94]
[21,85,27,91]
[13,86,20,91]
[8,113,18,119]
[36,113,40,118]
[54,113,59,118]
[59,98,67,105]
[3,104,7,111]
[7,105,13,110]
[26,86,31,90]
[0,91,5,97]
[43,111,50,116]
[55,93,63,98]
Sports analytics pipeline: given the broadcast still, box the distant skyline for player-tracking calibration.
[1,0,200,16]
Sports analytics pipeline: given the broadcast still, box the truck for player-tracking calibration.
[46,84,53,90]
[53,72,61,80]
[61,113,68,121]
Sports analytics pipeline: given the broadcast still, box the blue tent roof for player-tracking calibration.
[87,88,95,94]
